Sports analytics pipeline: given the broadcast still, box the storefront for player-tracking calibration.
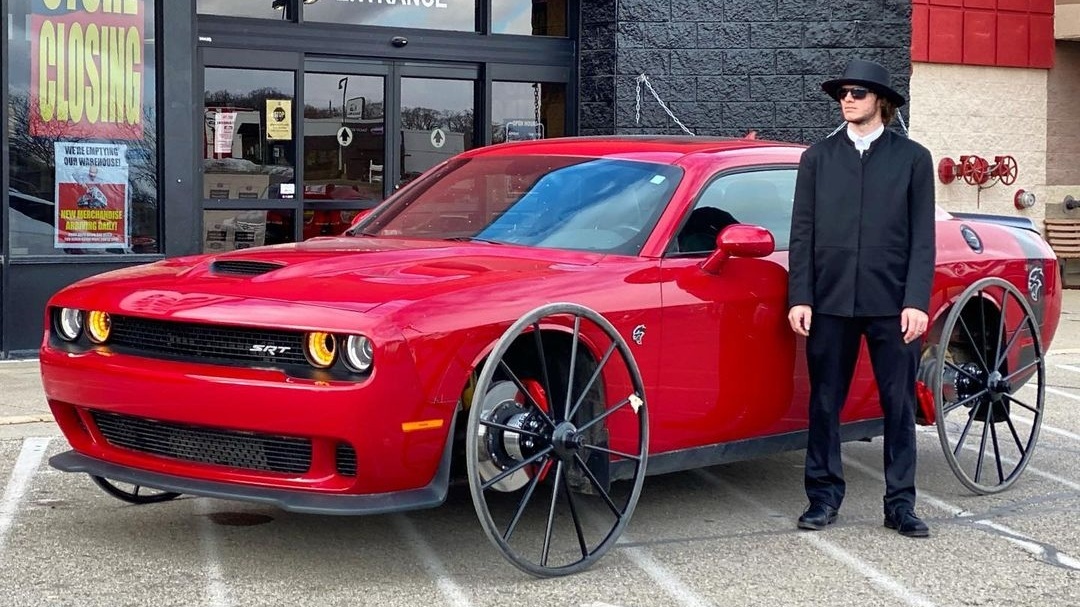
[6,1,975,358]
[2,0,577,357]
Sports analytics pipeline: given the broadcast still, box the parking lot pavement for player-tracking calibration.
[2,291,1079,605]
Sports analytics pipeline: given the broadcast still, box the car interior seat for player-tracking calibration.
[677,206,740,253]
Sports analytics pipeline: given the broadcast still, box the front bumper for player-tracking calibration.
[51,436,453,515]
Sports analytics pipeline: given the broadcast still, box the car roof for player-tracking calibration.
[460,135,807,164]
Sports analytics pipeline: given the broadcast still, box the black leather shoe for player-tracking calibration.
[797,503,839,530]
[884,509,930,538]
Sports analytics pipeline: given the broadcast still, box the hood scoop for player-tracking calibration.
[210,260,286,277]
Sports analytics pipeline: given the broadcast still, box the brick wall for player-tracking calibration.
[578,0,913,143]
[1047,41,1080,187]
[907,62,1047,221]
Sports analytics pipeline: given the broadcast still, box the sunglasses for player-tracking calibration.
[836,86,870,101]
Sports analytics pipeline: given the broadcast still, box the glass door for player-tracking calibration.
[302,59,390,240]
[395,64,479,190]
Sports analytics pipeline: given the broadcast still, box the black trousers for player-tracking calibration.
[804,314,920,514]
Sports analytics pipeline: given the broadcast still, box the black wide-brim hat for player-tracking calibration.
[821,59,906,107]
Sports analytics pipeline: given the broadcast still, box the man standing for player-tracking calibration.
[787,59,936,538]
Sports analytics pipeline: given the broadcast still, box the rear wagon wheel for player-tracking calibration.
[465,302,648,577]
[933,277,1045,494]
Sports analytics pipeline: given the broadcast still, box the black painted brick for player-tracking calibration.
[619,22,698,49]
[619,49,672,76]
[775,101,835,128]
[581,76,616,103]
[698,23,750,49]
[751,75,805,101]
[671,0,726,20]
[671,50,726,75]
[725,0,777,21]
[724,50,776,75]
[827,0,884,20]
[582,23,617,52]
[617,76,697,103]
[777,0,821,21]
[751,23,804,49]
[619,0,672,21]
[723,102,776,127]
[804,22,857,48]
[698,76,751,102]
[857,21,908,48]
[582,0,616,25]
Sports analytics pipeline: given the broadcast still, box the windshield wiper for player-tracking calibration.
[445,236,505,245]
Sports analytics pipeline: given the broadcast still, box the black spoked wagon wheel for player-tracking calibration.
[933,277,1045,494]
[91,476,182,504]
[465,302,648,577]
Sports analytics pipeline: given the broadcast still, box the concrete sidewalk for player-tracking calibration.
[5,289,1080,427]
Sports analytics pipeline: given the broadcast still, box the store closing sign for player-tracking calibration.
[29,0,145,140]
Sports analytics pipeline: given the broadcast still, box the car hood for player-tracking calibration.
[59,237,605,321]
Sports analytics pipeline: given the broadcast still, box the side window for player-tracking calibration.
[672,168,797,254]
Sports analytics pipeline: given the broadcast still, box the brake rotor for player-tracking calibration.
[475,380,549,492]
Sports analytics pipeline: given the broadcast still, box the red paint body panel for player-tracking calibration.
[40,136,1062,511]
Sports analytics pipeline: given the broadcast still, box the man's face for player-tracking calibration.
[836,85,880,125]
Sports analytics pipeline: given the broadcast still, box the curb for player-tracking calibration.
[0,415,53,426]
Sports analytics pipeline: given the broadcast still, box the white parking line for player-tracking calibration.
[0,437,50,558]
[394,514,474,607]
[1016,383,1080,442]
[1053,363,1080,375]
[194,499,230,607]
[617,535,711,607]
[843,457,1080,572]
[696,470,938,607]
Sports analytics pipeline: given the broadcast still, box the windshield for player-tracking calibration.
[355,155,683,255]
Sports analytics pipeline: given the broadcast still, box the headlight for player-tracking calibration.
[305,332,337,368]
[86,311,112,343]
[56,308,83,341]
[342,335,374,373]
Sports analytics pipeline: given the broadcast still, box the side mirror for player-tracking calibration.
[700,224,775,274]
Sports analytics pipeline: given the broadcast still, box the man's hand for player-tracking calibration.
[901,307,929,344]
[788,305,812,337]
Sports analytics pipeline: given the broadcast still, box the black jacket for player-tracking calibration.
[788,129,936,316]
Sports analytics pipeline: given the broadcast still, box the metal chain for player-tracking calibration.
[533,82,542,139]
[635,74,695,135]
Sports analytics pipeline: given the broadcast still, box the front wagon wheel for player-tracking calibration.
[933,277,1045,494]
[91,476,182,504]
[465,302,648,577]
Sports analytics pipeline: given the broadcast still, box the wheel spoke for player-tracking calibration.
[532,323,555,421]
[503,458,551,542]
[1003,394,1039,416]
[481,445,555,492]
[1003,358,1041,386]
[567,342,616,422]
[479,418,545,440]
[952,401,981,457]
[582,442,642,462]
[993,288,1008,372]
[565,316,582,422]
[560,468,590,559]
[943,388,990,416]
[572,453,622,517]
[989,415,1004,484]
[974,404,993,483]
[958,315,990,372]
[1003,413,1027,456]
[498,360,556,429]
[993,320,1027,373]
[576,396,633,434]
[540,462,564,567]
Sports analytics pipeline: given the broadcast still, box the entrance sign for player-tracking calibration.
[337,126,354,147]
[430,127,447,149]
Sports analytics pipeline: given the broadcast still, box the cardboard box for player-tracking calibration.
[203,210,268,253]
[203,173,270,200]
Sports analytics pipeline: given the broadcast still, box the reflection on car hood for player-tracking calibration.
[61,237,604,319]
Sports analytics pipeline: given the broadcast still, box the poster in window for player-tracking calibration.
[54,142,130,249]
[266,99,293,140]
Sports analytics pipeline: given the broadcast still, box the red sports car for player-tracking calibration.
[40,136,1060,577]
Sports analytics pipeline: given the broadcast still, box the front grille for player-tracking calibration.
[91,411,312,473]
[109,316,307,365]
[335,442,357,476]
[210,260,285,276]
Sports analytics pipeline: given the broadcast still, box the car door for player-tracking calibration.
[654,166,801,452]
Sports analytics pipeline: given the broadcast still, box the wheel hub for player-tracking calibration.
[476,380,551,492]
[945,361,986,407]
[550,422,584,461]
